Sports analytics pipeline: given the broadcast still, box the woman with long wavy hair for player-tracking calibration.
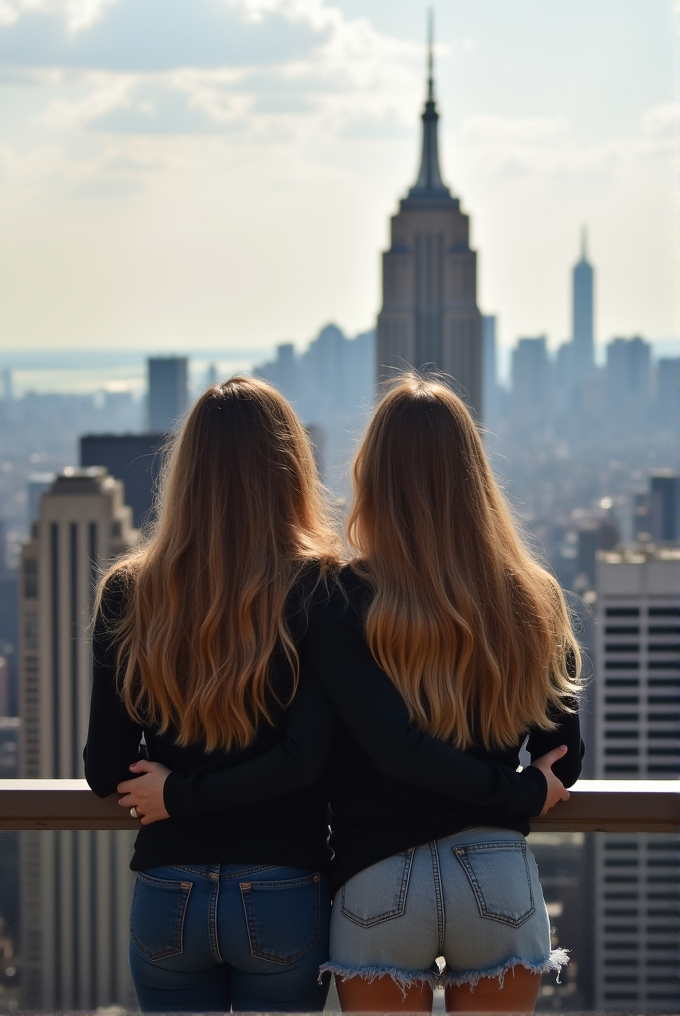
[120,374,582,1014]
[312,375,583,1014]
[84,376,342,1013]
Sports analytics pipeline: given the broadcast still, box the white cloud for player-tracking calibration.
[0,1,674,351]
[5,0,424,142]
[641,102,679,139]
[38,72,133,128]
[0,0,427,136]
[462,115,571,144]
[0,0,119,32]
[457,108,675,181]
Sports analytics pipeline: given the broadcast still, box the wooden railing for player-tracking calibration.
[0,779,677,832]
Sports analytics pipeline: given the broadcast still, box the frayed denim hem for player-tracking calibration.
[442,947,570,991]
[319,960,440,995]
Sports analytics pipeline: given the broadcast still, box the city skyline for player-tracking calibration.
[0,1,676,354]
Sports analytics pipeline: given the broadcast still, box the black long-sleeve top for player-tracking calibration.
[84,568,334,873]
[160,566,584,894]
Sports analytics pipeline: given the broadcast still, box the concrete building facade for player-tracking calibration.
[18,468,138,1011]
[376,40,482,417]
[592,549,680,1010]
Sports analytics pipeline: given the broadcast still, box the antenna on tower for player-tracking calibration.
[427,7,434,101]
[581,225,588,261]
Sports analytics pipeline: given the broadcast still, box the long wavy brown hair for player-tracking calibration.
[99,375,341,751]
[347,374,581,751]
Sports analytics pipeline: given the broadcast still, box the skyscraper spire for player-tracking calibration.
[406,8,453,202]
[573,228,594,378]
[427,7,434,102]
[379,8,481,418]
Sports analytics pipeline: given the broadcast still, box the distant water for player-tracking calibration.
[0,348,271,397]
[0,340,677,397]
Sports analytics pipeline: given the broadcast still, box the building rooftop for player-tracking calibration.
[48,467,114,495]
[599,545,680,564]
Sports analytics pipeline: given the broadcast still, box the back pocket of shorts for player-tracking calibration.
[240,872,321,965]
[340,849,414,928]
[453,841,535,928]
[130,872,192,960]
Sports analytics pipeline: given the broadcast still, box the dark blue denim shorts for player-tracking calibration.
[129,862,330,1012]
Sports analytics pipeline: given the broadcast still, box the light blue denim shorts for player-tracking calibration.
[321,827,568,991]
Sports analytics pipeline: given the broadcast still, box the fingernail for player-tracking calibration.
[559,745,568,751]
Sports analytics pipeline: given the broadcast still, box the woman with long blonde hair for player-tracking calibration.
[120,373,582,1014]
[84,376,342,1013]
[311,375,583,1014]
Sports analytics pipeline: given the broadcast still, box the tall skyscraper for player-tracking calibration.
[147,357,188,432]
[18,468,138,1010]
[592,549,680,1010]
[572,229,594,383]
[80,433,165,529]
[377,21,482,418]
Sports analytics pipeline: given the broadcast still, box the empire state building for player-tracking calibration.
[377,39,482,418]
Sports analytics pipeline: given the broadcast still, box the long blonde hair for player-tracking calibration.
[347,375,580,751]
[99,375,341,751]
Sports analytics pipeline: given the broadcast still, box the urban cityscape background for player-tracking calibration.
[0,0,678,1012]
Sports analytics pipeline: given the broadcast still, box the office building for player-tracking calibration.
[633,492,652,542]
[256,325,375,497]
[0,657,8,717]
[0,716,19,777]
[376,32,482,417]
[27,473,56,526]
[18,468,138,1010]
[80,433,165,529]
[482,315,505,423]
[572,230,594,384]
[258,343,299,405]
[605,337,652,418]
[482,317,497,394]
[147,357,188,432]
[257,326,376,425]
[574,516,620,593]
[0,523,18,717]
[592,549,680,1010]
[649,471,678,544]
[510,337,550,423]
[656,357,680,430]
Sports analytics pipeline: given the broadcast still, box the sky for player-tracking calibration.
[0,0,677,357]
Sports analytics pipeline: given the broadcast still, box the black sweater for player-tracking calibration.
[84,569,334,873]
[160,567,584,894]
